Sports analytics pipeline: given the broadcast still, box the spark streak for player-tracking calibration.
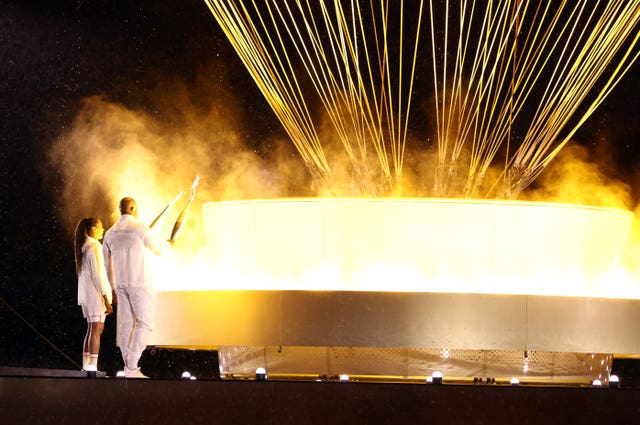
[205,0,424,193]
[430,0,640,197]
[204,0,640,198]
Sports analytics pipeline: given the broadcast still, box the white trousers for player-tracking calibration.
[115,285,156,369]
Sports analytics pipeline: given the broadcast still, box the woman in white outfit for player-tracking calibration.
[74,217,113,372]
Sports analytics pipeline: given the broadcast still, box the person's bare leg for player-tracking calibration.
[82,324,90,370]
[88,322,105,370]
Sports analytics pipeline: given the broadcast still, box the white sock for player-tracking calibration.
[82,352,90,371]
[89,354,98,370]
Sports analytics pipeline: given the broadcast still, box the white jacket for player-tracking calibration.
[103,214,168,288]
[78,237,112,306]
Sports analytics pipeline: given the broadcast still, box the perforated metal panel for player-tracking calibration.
[217,346,612,384]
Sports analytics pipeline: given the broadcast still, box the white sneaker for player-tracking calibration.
[124,367,149,379]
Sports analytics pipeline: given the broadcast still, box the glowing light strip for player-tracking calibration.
[205,1,640,197]
[426,0,639,197]
[206,0,425,192]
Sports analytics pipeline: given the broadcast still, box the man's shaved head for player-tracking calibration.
[119,197,137,217]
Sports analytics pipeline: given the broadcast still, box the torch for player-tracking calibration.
[149,191,184,229]
[168,175,200,244]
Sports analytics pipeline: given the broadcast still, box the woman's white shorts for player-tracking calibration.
[81,305,106,323]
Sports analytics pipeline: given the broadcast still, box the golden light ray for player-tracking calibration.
[430,0,640,197]
[204,1,638,198]
[205,0,425,194]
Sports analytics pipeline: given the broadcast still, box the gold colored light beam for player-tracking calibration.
[204,0,640,198]
[205,0,424,195]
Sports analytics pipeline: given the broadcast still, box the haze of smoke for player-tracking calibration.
[310,107,444,197]
[520,142,640,276]
[522,144,632,210]
[47,58,638,287]
[48,79,311,256]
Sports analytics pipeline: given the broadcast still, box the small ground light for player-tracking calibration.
[431,371,443,385]
[116,371,125,378]
[339,374,349,382]
[181,371,192,379]
[189,376,197,381]
[255,367,267,381]
[592,379,602,387]
[510,377,520,386]
[426,376,433,384]
[609,375,620,389]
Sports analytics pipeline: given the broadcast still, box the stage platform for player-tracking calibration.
[2,373,639,424]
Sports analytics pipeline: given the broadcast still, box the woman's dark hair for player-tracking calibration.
[74,217,100,275]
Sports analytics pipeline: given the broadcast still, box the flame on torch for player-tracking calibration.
[169,175,199,244]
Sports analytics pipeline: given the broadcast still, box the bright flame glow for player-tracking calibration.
[153,198,640,299]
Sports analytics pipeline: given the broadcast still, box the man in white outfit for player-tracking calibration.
[103,197,172,378]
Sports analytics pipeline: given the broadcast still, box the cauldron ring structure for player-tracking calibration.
[151,199,639,381]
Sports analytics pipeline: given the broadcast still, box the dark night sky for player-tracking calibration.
[1,1,639,370]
